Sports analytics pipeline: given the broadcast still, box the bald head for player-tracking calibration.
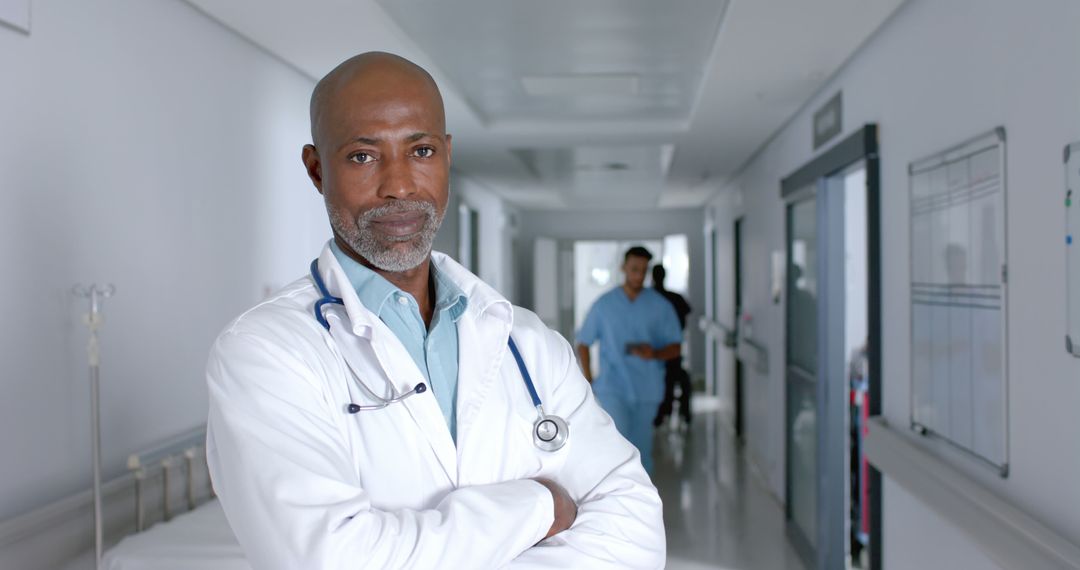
[300,51,453,276]
[309,52,445,149]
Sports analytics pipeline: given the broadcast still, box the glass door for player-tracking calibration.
[782,125,881,570]
[786,189,819,560]
[785,162,872,570]
[837,163,869,570]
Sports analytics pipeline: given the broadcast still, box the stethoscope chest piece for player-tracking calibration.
[533,412,568,452]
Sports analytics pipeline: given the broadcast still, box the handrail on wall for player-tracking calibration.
[737,336,769,374]
[697,316,768,374]
[865,417,1080,569]
[697,316,736,347]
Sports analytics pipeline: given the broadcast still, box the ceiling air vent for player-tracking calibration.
[521,74,639,97]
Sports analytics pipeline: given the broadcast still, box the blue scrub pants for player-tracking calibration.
[595,392,658,475]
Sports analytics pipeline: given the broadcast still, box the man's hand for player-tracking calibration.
[630,342,680,362]
[575,344,593,383]
[628,343,655,359]
[534,478,578,540]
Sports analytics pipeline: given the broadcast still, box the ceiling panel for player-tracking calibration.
[376,0,729,124]
[184,0,907,210]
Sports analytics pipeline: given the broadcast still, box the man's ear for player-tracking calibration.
[445,133,453,165]
[302,144,324,195]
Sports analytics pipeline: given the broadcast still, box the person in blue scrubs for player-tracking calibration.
[575,246,682,475]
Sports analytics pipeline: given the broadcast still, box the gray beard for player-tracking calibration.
[328,200,443,272]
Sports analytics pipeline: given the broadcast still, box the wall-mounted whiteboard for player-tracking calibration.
[1066,142,1080,357]
[0,0,30,33]
[909,128,1008,474]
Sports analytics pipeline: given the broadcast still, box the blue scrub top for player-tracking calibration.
[576,287,682,404]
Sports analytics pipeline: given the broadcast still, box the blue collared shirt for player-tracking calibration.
[331,242,467,439]
[576,287,682,403]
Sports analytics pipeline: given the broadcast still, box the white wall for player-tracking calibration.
[706,0,1080,565]
[432,185,460,261]
[0,0,324,522]
[455,175,519,303]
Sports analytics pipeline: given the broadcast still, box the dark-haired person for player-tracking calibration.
[650,264,693,429]
[576,246,682,475]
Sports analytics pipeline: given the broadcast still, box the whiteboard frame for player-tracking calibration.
[1065,142,1080,357]
[907,127,1009,477]
[0,0,30,34]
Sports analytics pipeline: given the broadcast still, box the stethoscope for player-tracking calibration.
[310,259,568,452]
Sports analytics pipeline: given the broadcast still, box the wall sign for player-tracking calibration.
[813,91,843,150]
[1065,142,1080,357]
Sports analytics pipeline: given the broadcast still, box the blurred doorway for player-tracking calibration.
[572,240,662,379]
[571,238,689,380]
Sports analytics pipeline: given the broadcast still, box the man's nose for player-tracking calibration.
[376,155,415,199]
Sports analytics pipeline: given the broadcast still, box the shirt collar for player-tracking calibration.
[330,241,468,321]
[431,263,468,322]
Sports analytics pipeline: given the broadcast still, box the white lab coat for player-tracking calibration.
[206,245,665,569]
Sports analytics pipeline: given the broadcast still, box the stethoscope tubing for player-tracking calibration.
[506,334,544,411]
[310,258,568,450]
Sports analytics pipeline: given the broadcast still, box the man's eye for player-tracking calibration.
[414,147,435,158]
[349,152,375,164]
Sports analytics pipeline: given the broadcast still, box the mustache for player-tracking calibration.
[358,200,436,224]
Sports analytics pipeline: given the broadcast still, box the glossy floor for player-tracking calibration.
[655,398,806,570]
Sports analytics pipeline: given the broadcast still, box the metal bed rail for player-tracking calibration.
[124,426,214,532]
[0,425,215,569]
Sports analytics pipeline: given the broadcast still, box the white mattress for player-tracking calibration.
[102,499,250,570]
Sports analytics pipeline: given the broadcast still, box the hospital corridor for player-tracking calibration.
[3,0,1080,569]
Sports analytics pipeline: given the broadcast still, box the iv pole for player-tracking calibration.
[73,283,115,570]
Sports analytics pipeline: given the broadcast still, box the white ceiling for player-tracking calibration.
[185,0,905,210]
[376,0,728,125]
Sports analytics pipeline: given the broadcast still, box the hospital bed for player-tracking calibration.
[96,428,250,570]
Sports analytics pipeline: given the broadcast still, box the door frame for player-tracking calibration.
[782,188,820,565]
[708,224,720,397]
[780,124,881,570]
[733,217,745,440]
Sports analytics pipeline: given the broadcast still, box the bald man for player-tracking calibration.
[206,52,665,569]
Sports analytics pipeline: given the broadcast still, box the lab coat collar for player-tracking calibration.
[315,244,513,336]
[316,245,378,339]
[429,251,513,326]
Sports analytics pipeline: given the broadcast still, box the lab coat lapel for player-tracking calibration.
[430,253,515,444]
[325,313,459,483]
[453,308,510,435]
[317,245,459,483]
[401,405,459,484]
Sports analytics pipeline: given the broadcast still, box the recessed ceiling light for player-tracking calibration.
[573,162,631,171]
[521,74,640,97]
